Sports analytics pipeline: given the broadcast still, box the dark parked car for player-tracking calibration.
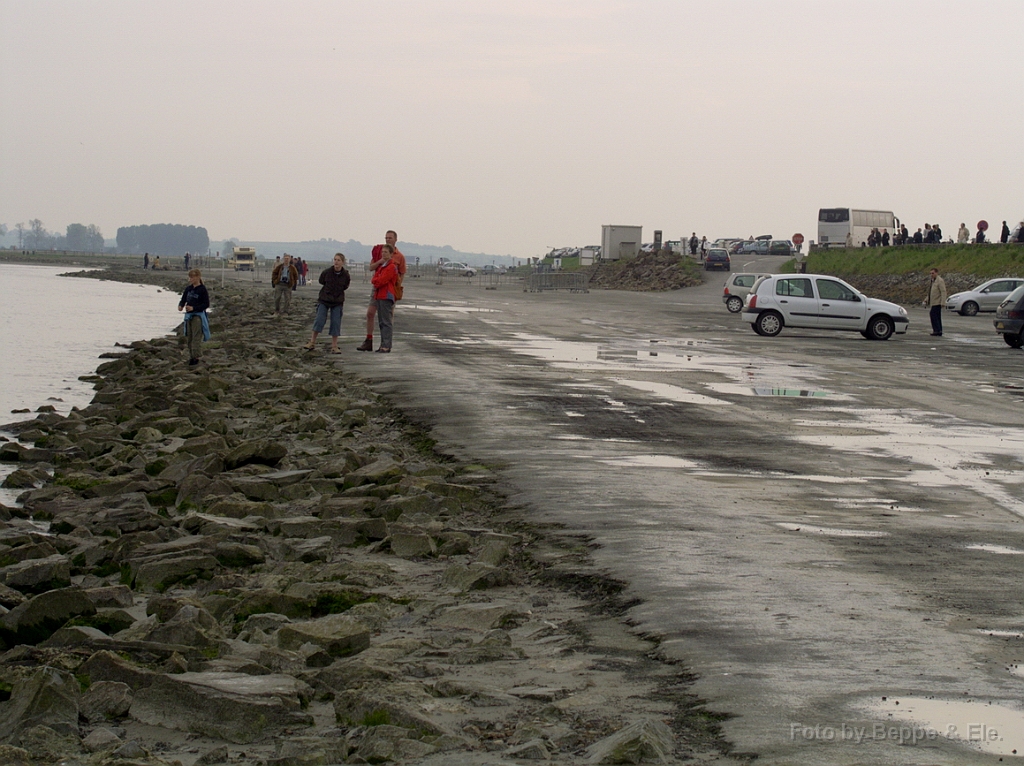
[993,284,1024,348]
[704,248,731,271]
[768,240,794,256]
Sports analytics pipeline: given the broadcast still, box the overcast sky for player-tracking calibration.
[2,0,1021,257]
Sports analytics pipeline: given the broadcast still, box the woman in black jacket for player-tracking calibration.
[177,269,210,366]
[304,253,351,354]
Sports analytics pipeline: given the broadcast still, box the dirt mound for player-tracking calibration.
[585,251,703,291]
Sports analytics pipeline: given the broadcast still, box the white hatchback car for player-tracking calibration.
[722,272,771,313]
[945,278,1024,316]
[741,274,909,340]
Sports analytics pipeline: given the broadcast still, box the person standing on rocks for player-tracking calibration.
[271,254,299,316]
[927,267,947,337]
[304,253,351,354]
[358,230,406,351]
[178,268,210,366]
[369,244,399,353]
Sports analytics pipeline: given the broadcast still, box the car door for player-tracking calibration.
[814,278,867,329]
[772,277,817,327]
[980,280,1023,311]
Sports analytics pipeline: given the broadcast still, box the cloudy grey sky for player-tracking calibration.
[2,0,1021,257]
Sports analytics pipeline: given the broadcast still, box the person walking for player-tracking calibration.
[358,230,406,351]
[370,244,400,353]
[271,254,299,315]
[1000,221,1010,244]
[177,268,210,366]
[976,226,986,244]
[927,268,947,337]
[699,236,707,258]
[688,233,698,256]
[957,223,970,244]
[143,253,149,270]
[304,253,351,354]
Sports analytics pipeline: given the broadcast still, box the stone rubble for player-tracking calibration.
[0,268,741,765]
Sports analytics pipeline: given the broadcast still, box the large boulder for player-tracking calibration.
[223,440,287,470]
[276,614,370,658]
[129,672,314,743]
[0,666,80,744]
[0,586,96,647]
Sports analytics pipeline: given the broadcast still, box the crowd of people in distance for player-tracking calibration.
[176,230,406,366]
[864,219,1024,247]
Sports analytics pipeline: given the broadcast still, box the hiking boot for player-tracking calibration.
[356,339,373,351]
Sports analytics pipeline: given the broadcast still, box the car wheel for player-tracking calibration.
[1003,332,1024,349]
[755,311,783,337]
[867,315,894,340]
[960,301,979,317]
[726,296,743,313]
[751,322,765,336]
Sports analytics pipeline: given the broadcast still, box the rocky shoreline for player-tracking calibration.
[0,268,737,765]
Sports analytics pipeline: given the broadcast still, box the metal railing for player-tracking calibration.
[524,271,590,293]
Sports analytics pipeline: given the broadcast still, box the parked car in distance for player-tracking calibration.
[946,278,1024,316]
[438,261,476,277]
[480,264,507,275]
[723,272,771,313]
[741,274,909,340]
[768,240,795,256]
[704,248,731,271]
[737,240,770,255]
[993,284,1024,347]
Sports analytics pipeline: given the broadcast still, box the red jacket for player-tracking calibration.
[371,258,399,301]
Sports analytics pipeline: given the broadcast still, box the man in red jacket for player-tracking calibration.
[357,230,406,350]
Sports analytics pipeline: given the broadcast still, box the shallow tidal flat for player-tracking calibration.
[0,269,730,765]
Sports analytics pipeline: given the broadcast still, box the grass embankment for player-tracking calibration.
[781,243,1024,304]
[789,243,1024,278]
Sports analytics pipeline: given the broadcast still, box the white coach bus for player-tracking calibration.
[818,208,899,248]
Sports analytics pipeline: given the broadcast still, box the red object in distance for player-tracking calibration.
[792,233,804,245]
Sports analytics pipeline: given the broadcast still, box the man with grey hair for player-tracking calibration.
[271,254,299,315]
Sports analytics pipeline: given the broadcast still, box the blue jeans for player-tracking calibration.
[313,303,343,336]
[375,298,394,348]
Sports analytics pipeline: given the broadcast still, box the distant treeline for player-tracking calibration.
[117,224,210,256]
[3,219,105,251]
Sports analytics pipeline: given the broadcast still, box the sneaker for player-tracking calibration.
[375,347,391,353]
[356,339,373,351]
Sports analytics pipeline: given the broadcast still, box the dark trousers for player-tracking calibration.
[929,305,943,335]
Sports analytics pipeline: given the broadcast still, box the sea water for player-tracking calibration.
[0,263,182,419]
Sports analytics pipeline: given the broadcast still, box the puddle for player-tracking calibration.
[791,407,1024,519]
[863,696,1024,757]
[976,629,1024,638]
[964,544,1024,555]
[407,304,500,313]
[611,379,729,406]
[753,388,828,397]
[767,472,872,484]
[777,523,887,538]
[598,455,700,469]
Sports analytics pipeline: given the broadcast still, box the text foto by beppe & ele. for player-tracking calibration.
[790,723,1002,745]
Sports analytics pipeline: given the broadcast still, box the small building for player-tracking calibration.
[601,225,642,261]
[580,247,599,265]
